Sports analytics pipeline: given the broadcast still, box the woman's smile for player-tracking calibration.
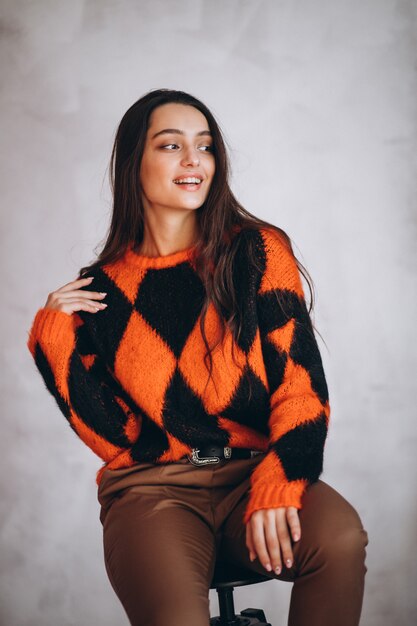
[172,174,204,192]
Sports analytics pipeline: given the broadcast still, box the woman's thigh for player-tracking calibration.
[102,488,216,626]
[218,479,369,582]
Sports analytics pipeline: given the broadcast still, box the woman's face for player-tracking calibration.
[139,103,216,213]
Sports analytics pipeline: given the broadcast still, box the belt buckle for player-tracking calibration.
[187,446,232,466]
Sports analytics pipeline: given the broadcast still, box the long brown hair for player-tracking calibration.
[78,88,324,399]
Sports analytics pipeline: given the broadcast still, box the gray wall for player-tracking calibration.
[2,0,416,624]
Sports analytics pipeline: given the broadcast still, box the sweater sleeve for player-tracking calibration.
[243,229,331,524]
[26,304,141,464]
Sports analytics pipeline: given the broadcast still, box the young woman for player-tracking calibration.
[27,88,369,626]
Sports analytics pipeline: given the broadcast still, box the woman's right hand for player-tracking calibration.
[44,276,108,315]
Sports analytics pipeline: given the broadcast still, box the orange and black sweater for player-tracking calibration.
[26,226,330,524]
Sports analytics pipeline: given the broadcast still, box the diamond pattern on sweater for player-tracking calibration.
[220,364,271,436]
[135,263,206,358]
[67,348,133,448]
[163,365,230,447]
[272,410,328,481]
[79,266,135,370]
[290,309,329,406]
[259,336,288,395]
[130,413,171,464]
[112,309,177,423]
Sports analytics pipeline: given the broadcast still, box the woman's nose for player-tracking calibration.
[181,147,200,166]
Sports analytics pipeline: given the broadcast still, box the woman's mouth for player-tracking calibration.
[172,176,203,192]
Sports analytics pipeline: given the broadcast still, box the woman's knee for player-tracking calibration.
[299,481,369,566]
[324,523,369,567]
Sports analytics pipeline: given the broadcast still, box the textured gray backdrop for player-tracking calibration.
[2,0,416,624]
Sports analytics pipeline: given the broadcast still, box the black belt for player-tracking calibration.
[186,445,264,466]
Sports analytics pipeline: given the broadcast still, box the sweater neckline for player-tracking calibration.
[123,241,198,269]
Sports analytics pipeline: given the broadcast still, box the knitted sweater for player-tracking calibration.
[26,226,330,524]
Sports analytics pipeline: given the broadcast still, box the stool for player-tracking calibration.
[210,559,273,625]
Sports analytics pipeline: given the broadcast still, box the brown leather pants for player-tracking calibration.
[97,452,369,626]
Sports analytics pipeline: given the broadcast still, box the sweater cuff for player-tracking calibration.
[27,307,74,353]
[243,478,308,525]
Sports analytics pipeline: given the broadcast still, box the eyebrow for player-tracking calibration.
[151,128,212,140]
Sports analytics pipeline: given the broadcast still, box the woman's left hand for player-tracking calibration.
[245,507,301,574]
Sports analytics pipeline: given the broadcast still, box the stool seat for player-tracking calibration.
[210,560,273,625]
[210,560,271,589]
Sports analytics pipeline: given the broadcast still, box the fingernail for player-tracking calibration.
[293,533,299,541]
[286,559,292,568]
[274,565,281,574]
[100,292,107,296]
[265,563,272,572]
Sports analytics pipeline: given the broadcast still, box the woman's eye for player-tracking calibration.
[160,144,213,152]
